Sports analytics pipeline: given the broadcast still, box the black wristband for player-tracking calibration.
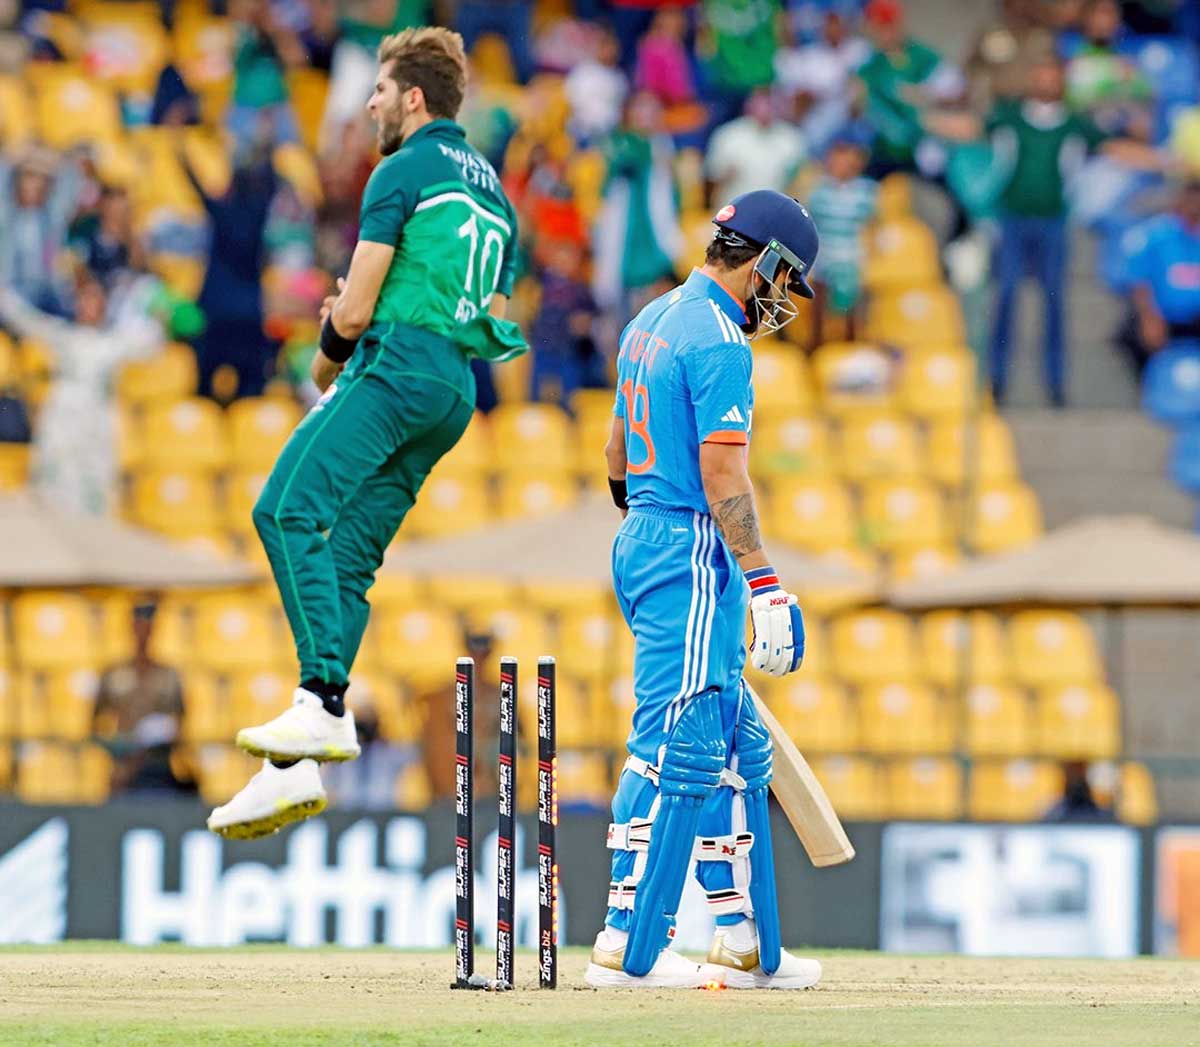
[320,315,359,364]
[608,477,628,511]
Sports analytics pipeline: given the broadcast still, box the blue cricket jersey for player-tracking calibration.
[614,269,755,512]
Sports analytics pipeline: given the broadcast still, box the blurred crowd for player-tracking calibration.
[0,0,1198,803]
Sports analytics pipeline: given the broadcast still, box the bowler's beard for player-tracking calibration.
[377,104,408,156]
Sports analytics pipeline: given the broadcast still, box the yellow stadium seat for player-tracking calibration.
[796,546,881,617]
[966,481,1043,553]
[172,13,233,91]
[139,398,229,470]
[469,608,552,668]
[150,254,206,300]
[496,470,576,519]
[927,414,1019,488]
[491,404,573,470]
[750,414,831,477]
[227,397,301,469]
[403,470,492,537]
[876,173,912,220]
[372,607,462,685]
[752,344,815,415]
[867,286,965,350]
[567,149,607,222]
[117,342,199,405]
[363,573,425,614]
[81,7,170,94]
[836,412,922,481]
[521,579,610,616]
[0,742,11,789]
[863,218,941,292]
[829,608,917,684]
[180,671,227,743]
[34,67,122,147]
[812,342,897,415]
[1034,683,1121,759]
[574,407,615,482]
[884,757,964,820]
[518,674,595,749]
[439,412,492,473]
[285,68,329,153]
[11,672,48,738]
[349,672,423,744]
[764,477,858,549]
[889,544,963,582]
[0,76,33,144]
[17,740,112,804]
[0,667,13,739]
[897,347,978,419]
[968,758,1064,821]
[12,591,99,669]
[193,594,286,673]
[394,761,433,809]
[0,443,31,491]
[227,668,293,731]
[1009,610,1102,688]
[1116,761,1157,826]
[223,469,268,538]
[811,755,883,819]
[917,610,1011,686]
[195,743,260,805]
[859,682,952,754]
[42,667,101,741]
[963,683,1034,757]
[860,479,947,551]
[558,750,612,807]
[426,576,516,617]
[147,599,194,667]
[768,675,857,752]
[560,606,628,681]
[130,468,223,539]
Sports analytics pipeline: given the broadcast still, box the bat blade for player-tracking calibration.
[752,691,855,868]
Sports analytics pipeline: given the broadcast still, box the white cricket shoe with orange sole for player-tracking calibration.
[236,688,360,763]
[706,919,822,989]
[584,927,727,989]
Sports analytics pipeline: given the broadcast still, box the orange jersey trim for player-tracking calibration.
[694,268,747,316]
[704,430,749,445]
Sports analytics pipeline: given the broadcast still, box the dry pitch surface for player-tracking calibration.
[1,945,1197,1047]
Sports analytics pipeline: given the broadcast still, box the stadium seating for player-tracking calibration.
[858,682,952,754]
[1033,683,1121,760]
[836,412,923,481]
[1009,610,1103,688]
[138,398,230,470]
[829,609,917,684]
[884,757,963,819]
[926,414,1019,488]
[860,479,947,551]
[896,348,977,419]
[962,684,1034,757]
[227,398,302,469]
[965,481,1043,553]
[968,759,1064,821]
[863,218,942,292]
[750,414,831,477]
[867,287,966,350]
[811,755,883,820]
[917,610,1011,686]
[764,477,858,549]
[11,592,99,670]
[768,676,858,753]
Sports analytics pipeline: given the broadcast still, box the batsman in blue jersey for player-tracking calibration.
[584,190,823,990]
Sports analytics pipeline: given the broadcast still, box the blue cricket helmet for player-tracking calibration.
[712,189,819,299]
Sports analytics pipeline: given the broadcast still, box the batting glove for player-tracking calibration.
[746,566,805,677]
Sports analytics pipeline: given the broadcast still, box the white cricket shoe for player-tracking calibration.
[236,688,360,763]
[706,919,822,989]
[207,759,326,840]
[584,927,726,989]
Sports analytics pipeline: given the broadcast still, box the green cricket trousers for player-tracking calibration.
[253,322,475,687]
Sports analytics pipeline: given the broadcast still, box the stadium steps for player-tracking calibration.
[1006,408,1196,529]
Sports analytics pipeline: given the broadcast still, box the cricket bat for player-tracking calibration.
[751,691,856,868]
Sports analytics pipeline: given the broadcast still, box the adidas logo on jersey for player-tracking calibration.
[721,406,746,424]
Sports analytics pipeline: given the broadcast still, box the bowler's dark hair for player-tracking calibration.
[378,26,468,120]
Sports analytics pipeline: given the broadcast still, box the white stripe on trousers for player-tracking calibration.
[664,513,718,734]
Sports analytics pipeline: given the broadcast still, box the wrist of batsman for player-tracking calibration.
[320,314,359,363]
[608,477,628,511]
[745,565,781,596]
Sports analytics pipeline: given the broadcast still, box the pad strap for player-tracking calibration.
[705,888,750,916]
[607,820,754,862]
[623,755,746,791]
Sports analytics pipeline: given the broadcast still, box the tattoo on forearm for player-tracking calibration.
[710,493,763,558]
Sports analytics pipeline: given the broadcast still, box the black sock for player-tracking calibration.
[301,677,347,718]
[270,758,300,770]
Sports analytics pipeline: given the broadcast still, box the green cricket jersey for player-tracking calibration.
[358,119,520,335]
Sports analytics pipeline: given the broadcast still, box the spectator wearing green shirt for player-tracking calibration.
[698,0,780,126]
[227,0,305,156]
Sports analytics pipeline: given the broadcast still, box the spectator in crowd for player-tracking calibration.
[1065,0,1152,135]
[298,0,339,72]
[592,91,682,330]
[705,87,808,205]
[698,0,780,125]
[0,146,82,315]
[456,0,535,83]
[980,54,1159,405]
[1118,177,1200,375]
[807,130,879,342]
[530,238,601,403]
[635,7,697,109]
[1042,760,1116,822]
[93,600,194,796]
[774,8,870,155]
[69,185,141,291]
[323,688,414,810]
[181,140,279,401]
[964,0,1058,112]
[565,23,629,145]
[150,63,201,127]
[856,0,965,179]
[227,0,304,154]
[0,276,161,515]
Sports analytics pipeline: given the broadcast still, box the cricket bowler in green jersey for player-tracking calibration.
[209,27,526,839]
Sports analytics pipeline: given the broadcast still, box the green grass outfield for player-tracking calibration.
[1,944,1197,1047]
